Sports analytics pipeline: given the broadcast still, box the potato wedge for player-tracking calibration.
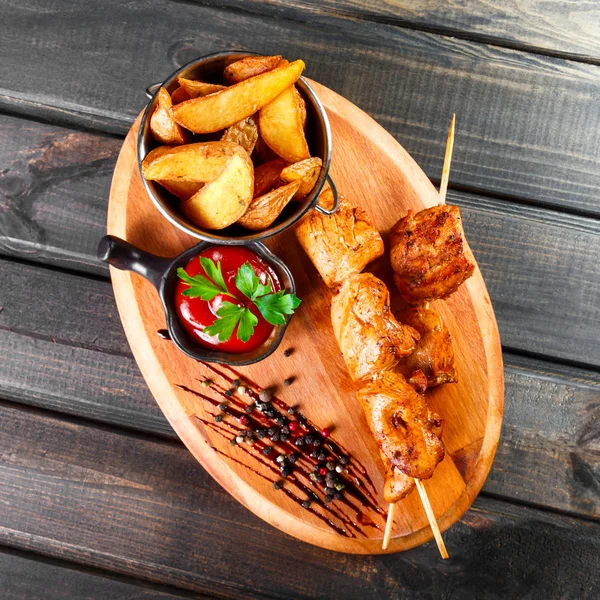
[237,180,301,231]
[259,85,310,162]
[221,116,259,155]
[181,149,254,230]
[171,60,305,134]
[177,77,226,98]
[254,132,280,164]
[280,157,322,200]
[150,87,189,145]
[253,158,288,197]
[157,180,204,201]
[171,86,191,104]
[223,55,282,84]
[142,142,241,182]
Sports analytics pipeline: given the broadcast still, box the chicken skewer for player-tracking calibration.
[382,114,458,555]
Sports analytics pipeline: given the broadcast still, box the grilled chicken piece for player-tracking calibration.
[396,304,456,388]
[384,462,415,503]
[390,205,475,303]
[357,371,444,479]
[295,189,384,288]
[331,273,419,381]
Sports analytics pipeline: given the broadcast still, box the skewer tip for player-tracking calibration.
[382,502,396,550]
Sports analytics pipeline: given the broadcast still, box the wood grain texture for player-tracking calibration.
[0,401,598,599]
[207,0,600,61]
[2,115,600,366]
[0,1,599,213]
[106,94,503,552]
[0,548,198,600]
[1,257,598,519]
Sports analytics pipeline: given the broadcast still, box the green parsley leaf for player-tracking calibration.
[200,257,228,294]
[237,308,259,343]
[235,262,272,301]
[203,302,245,342]
[177,258,235,301]
[255,290,301,326]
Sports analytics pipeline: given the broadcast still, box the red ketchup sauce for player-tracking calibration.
[175,246,281,353]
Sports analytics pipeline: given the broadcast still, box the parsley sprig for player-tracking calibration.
[178,257,300,343]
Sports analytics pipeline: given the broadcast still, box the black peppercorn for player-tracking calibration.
[275,417,285,426]
[270,434,280,442]
[245,404,255,414]
[301,500,310,509]
[283,348,293,357]
[214,414,223,423]
[257,429,267,439]
[339,455,349,465]
[313,437,322,447]
[268,427,277,436]
[333,492,342,500]
[305,435,315,445]
[288,454,298,464]
[263,446,273,456]
[217,403,228,411]
[287,407,295,415]
[317,452,326,462]
[280,434,289,442]
[324,494,333,503]
[325,486,335,495]
[316,475,325,484]
[283,377,294,386]
[281,426,290,435]
[309,450,318,458]
[225,388,234,397]
[232,379,241,387]
[295,437,305,446]
[229,438,237,446]
[281,466,292,477]
[273,480,283,490]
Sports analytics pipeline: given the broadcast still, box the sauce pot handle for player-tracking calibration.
[97,235,170,290]
[315,175,339,215]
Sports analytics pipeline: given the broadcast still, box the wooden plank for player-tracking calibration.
[0,2,599,214]
[0,401,598,599]
[0,114,118,275]
[0,547,199,600]
[0,258,599,520]
[209,0,600,62]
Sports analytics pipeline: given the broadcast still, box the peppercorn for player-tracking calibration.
[321,428,331,438]
[275,417,285,426]
[335,482,345,491]
[245,432,255,444]
[245,404,255,414]
[287,407,295,415]
[326,462,335,471]
[237,385,247,395]
[239,415,249,426]
[214,414,223,423]
[281,426,290,435]
[324,494,333,503]
[339,455,349,465]
[309,450,318,459]
[333,492,342,500]
[273,480,283,490]
[232,379,241,387]
[325,486,335,495]
[281,466,292,477]
[283,348,293,357]
[301,500,310,509]
[309,473,318,482]
[256,429,267,439]
[283,377,294,386]
[280,434,289,442]
[316,475,325,483]
[288,454,298,464]
[201,379,212,387]
[263,446,273,456]
[259,389,272,403]
[229,438,237,446]
[217,403,228,411]
[326,472,336,482]
[305,435,315,445]
[335,465,343,473]
[265,410,276,418]
[276,455,286,464]
[317,452,326,462]
[313,437,322,447]
[319,467,328,476]
[236,435,244,444]
[288,421,298,432]
[267,427,277,436]
[225,388,234,397]
[270,433,280,442]
[295,437,305,447]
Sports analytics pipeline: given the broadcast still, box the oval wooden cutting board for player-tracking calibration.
[106,80,504,554]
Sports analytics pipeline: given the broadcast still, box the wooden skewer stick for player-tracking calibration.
[382,115,456,555]
[382,501,396,550]
[415,479,449,559]
[439,113,455,205]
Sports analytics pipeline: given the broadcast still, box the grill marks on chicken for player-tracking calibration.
[390,205,475,303]
[296,191,384,288]
[395,304,456,388]
[357,372,445,480]
[331,273,419,381]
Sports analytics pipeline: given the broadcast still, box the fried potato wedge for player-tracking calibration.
[253,158,288,197]
[280,157,322,200]
[221,116,259,155]
[177,77,226,98]
[157,180,204,201]
[181,149,254,230]
[223,55,282,84]
[171,60,305,134]
[171,86,191,104]
[149,87,189,145]
[142,141,241,182]
[259,85,310,162]
[237,180,301,231]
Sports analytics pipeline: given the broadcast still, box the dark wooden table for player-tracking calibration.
[1,1,599,598]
